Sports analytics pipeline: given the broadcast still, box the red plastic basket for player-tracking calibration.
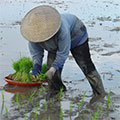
[4,76,47,86]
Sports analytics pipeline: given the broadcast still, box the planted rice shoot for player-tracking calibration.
[78,91,86,109]
[93,110,100,120]
[29,90,36,103]
[5,105,8,117]
[38,88,43,97]
[93,105,102,120]
[33,106,39,119]
[16,93,20,110]
[24,114,27,120]
[1,89,5,114]
[59,88,63,100]
[48,116,51,120]
[50,98,54,105]
[60,108,63,120]
[89,104,102,120]
[1,89,4,102]
[44,99,48,112]
[70,101,74,114]
[106,90,112,109]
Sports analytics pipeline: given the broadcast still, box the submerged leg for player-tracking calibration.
[71,39,105,96]
[47,52,66,92]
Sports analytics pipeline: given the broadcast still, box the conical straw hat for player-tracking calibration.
[20,5,61,42]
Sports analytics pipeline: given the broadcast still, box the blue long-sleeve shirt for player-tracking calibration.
[29,13,88,70]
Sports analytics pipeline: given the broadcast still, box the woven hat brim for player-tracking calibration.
[20,5,61,42]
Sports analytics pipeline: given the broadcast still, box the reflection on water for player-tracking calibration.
[0,0,120,119]
[0,83,119,120]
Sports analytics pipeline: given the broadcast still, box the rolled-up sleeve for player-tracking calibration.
[28,42,44,66]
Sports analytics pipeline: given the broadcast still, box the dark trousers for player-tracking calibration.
[47,39,105,95]
[71,39,95,75]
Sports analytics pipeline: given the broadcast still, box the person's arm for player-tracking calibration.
[52,27,71,70]
[28,42,44,75]
[46,28,71,79]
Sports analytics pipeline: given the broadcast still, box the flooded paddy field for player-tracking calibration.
[0,0,120,119]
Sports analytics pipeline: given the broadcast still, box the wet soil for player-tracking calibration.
[0,0,120,120]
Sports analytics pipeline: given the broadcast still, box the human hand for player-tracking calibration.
[32,63,41,76]
[46,67,56,80]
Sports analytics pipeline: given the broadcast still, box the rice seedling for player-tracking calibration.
[33,106,39,119]
[48,116,51,120]
[44,99,48,112]
[1,89,5,114]
[24,114,27,120]
[37,73,48,80]
[70,101,74,114]
[59,88,63,100]
[40,64,47,74]
[1,89,4,102]
[38,88,43,97]
[16,93,20,110]
[93,110,100,120]
[89,105,102,120]
[78,91,86,109]
[106,90,112,109]
[49,98,54,105]
[8,57,48,84]
[60,108,63,120]
[37,64,48,80]
[5,105,8,117]
[89,113,92,120]
[42,86,46,91]
[9,57,33,82]
[93,105,102,120]
[29,89,36,103]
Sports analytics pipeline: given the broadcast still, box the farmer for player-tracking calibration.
[20,5,105,96]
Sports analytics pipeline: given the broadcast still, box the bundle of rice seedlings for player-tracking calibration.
[8,57,48,83]
[9,57,33,82]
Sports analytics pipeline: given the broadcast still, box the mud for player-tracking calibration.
[0,0,120,120]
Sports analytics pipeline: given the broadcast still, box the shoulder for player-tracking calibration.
[61,13,75,21]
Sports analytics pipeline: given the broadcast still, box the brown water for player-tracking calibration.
[0,0,120,120]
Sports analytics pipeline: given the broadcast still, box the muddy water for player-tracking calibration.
[0,0,120,120]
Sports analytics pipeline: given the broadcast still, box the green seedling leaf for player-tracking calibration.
[16,93,20,110]
[10,58,48,83]
[1,89,4,102]
[59,88,63,100]
[29,90,36,103]
[34,106,39,119]
[50,98,54,105]
[11,57,33,82]
[44,99,48,112]
[24,114,27,120]
[106,90,112,109]
[60,108,63,120]
[41,64,47,74]
[93,104,102,120]
[38,73,48,79]
[70,101,74,114]
[38,88,42,97]
[48,116,51,120]
[78,91,86,109]
[5,105,8,117]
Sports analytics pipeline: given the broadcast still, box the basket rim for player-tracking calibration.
[4,76,47,86]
